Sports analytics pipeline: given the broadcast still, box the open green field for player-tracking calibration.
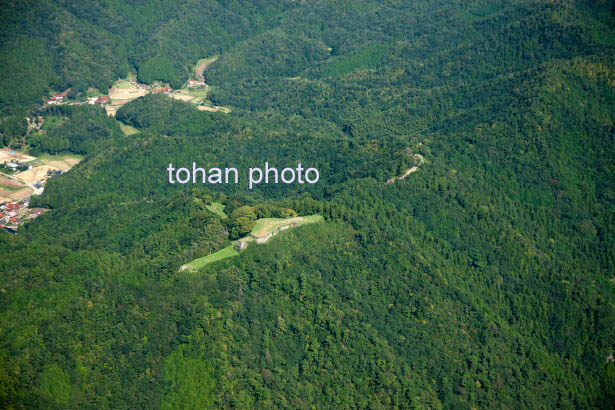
[113,74,137,89]
[115,81,134,89]
[182,244,239,271]
[187,89,209,98]
[36,153,84,164]
[118,122,139,136]
[0,181,22,191]
[206,202,226,218]
[251,214,323,238]
[196,57,218,67]
[181,214,323,271]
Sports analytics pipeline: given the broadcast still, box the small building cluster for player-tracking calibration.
[32,169,66,194]
[0,197,49,233]
[46,94,64,105]
[95,95,110,104]
[0,199,48,232]
[2,161,32,172]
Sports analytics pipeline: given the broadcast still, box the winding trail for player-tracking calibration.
[386,153,425,184]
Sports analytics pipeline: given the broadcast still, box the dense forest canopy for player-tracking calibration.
[1,0,615,408]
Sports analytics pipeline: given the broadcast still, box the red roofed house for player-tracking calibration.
[152,87,171,93]
[47,94,64,104]
[95,96,111,104]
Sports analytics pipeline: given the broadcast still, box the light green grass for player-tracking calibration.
[0,182,23,191]
[183,244,239,270]
[319,44,391,78]
[194,56,219,80]
[35,153,83,168]
[86,88,102,97]
[251,217,293,237]
[206,202,227,218]
[187,89,209,98]
[115,82,134,89]
[195,56,219,70]
[181,214,323,271]
[37,153,84,162]
[251,214,323,238]
[118,122,139,136]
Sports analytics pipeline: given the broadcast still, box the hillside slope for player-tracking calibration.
[1,0,614,409]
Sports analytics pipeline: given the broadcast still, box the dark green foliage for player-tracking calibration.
[226,205,257,239]
[116,93,221,135]
[27,105,124,155]
[0,116,27,147]
[205,29,330,84]
[137,56,180,87]
[0,36,56,115]
[309,42,392,78]
[1,0,615,409]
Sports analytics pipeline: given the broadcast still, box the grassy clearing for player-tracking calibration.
[318,43,392,78]
[86,88,102,97]
[251,214,323,238]
[251,217,294,237]
[119,122,139,136]
[0,182,22,191]
[196,57,218,67]
[183,244,239,270]
[206,202,227,218]
[187,89,209,98]
[116,82,134,89]
[37,153,83,166]
[181,214,323,271]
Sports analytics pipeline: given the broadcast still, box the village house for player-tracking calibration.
[95,96,111,104]
[46,94,64,104]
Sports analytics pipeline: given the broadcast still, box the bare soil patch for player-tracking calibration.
[0,188,12,202]
[170,92,195,102]
[6,187,33,202]
[0,148,36,164]
[16,166,54,184]
[109,87,148,101]
[0,175,23,188]
[105,105,119,116]
[198,106,220,112]
[63,157,81,166]
[45,160,71,171]
[386,153,425,184]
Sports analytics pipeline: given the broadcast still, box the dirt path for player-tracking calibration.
[194,57,218,82]
[386,154,425,184]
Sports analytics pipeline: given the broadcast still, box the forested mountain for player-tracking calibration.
[1,0,615,409]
